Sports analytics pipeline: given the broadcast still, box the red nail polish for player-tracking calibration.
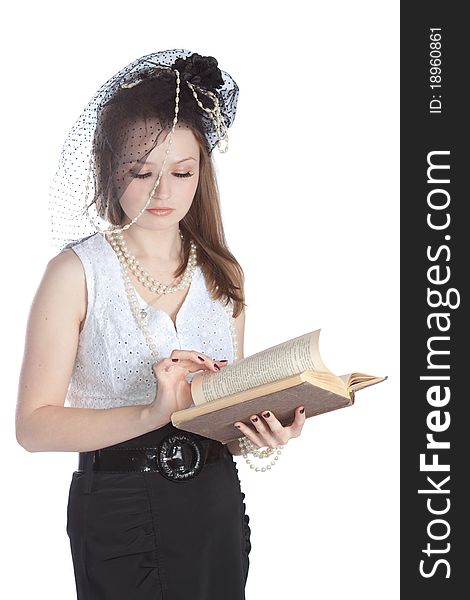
[235,424,241,428]
[263,412,270,418]
[251,416,258,422]
[300,407,305,414]
[214,364,220,370]
[171,358,179,362]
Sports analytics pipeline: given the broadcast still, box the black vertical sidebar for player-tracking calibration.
[401,3,468,598]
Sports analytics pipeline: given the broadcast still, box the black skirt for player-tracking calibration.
[66,422,251,600]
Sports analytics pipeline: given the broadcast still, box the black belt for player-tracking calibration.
[78,431,229,482]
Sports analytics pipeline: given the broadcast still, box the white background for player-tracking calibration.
[1,1,399,598]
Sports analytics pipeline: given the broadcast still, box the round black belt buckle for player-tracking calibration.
[156,432,204,482]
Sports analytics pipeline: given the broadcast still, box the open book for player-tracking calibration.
[171,329,387,444]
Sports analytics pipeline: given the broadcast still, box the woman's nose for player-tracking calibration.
[155,173,171,200]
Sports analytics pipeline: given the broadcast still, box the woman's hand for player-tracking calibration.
[234,407,306,449]
[148,350,229,425]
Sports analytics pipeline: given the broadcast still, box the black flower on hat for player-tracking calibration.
[172,53,224,91]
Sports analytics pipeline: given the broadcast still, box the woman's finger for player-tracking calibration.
[153,357,182,373]
[261,408,306,440]
[235,417,280,448]
[234,407,306,448]
[234,421,267,448]
[259,411,285,435]
[214,358,229,367]
[285,406,306,438]
[169,349,220,372]
[152,358,188,378]
[248,413,281,446]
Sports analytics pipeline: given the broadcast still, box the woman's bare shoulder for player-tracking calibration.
[39,248,87,322]
[43,248,85,289]
[48,246,81,265]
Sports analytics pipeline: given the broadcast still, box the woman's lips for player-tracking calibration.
[146,208,174,216]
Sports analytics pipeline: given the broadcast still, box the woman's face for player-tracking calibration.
[115,122,200,231]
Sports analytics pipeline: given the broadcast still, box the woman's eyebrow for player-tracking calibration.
[139,157,197,165]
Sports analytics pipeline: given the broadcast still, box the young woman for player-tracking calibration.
[15,50,306,599]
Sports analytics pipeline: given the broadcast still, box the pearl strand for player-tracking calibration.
[228,305,284,471]
[226,306,239,363]
[239,437,284,472]
[108,229,197,296]
[186,81,229,153]
[120,261,161,363]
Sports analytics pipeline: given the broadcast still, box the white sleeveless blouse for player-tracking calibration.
[65,233,236,409]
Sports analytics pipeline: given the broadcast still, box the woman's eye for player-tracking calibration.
[173,172,193,178]
[130,172,152,179]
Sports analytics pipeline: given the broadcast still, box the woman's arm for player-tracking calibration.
[15,250,169,453]
[225,307,245,456]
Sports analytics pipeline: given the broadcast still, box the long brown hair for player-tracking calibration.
[91,72,245,318]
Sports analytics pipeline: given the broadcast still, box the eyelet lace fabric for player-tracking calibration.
[65,232,235,409]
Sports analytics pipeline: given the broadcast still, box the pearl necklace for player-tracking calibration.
[239,436,284,472]
[108,229,198,296]
[121,262,162,362]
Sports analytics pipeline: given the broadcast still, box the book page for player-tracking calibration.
[339,373,388,392]
[191,329,331,405]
